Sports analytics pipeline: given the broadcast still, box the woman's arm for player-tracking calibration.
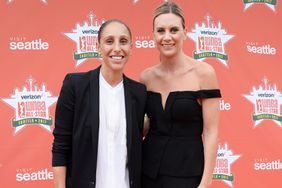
[199,97,220,188]
[53,167,66,188]
[198,63,220,188]
[140,69,151,138]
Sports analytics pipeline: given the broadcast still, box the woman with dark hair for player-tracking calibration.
[141,2,221,188]
[52,19,146,188]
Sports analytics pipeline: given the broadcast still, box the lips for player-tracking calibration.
[161,43,175,49]
[110,55,124,60]
[162,44,174,47]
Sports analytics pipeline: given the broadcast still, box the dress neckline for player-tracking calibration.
[147,89,220,94]
[147,89,220,112]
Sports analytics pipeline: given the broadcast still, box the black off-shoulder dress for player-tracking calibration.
[142,89,221,188]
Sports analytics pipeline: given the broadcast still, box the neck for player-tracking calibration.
[160,52,187,73]
[100,66,123,87]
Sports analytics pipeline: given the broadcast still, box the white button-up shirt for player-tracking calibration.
[95,72,129,188]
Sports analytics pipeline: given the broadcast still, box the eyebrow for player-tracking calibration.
[102,35,130,39]
[155,25,181,29]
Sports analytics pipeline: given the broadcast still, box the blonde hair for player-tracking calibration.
[153,2,186,29]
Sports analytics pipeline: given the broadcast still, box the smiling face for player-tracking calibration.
[153,13,186,58]
[97,21,132,73]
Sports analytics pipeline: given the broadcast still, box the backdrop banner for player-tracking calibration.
[0,0,281,187]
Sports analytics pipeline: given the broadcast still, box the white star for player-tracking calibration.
[223,155,240,187]
[243,78,282,128]
[1,78,57,134]
[244,2,276,12]
[187,17,234,67]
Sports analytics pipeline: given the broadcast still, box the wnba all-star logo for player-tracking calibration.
[243,77,282,128]
[64,12,104,67]
[1,77,57,134]
[187,15,234,67]
[243,0,277,11]
[7,0,47,4]
[213,143,240,187]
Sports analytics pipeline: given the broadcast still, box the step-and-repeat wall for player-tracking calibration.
[0,0,281,187]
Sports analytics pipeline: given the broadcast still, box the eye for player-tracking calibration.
[170,27,179,33]
[156,28,165,33]
[120,38,129,45]
[105,39,113,44]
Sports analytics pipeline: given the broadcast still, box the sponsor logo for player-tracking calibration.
[243,0,277,11]
[7,0,47,4]
[213,143,240,187]
[64,12,104,67]
[9,37,49,51]
[187,15,234,67]
[1,77,57,134]
[135,36,155,48]
[16,168,53,182]
[243,77,282,128]
[254,158,282,170]
[246,42,276,55]
[220,99,231,111]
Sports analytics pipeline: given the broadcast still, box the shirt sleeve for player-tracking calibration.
[52,74,75,166]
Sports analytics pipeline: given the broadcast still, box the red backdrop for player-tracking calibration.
[0,0,281,187]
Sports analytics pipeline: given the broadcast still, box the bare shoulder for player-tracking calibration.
[195,60,216,76]
[140,65,159,85]
[194,61,219,89]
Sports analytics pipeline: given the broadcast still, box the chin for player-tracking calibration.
[109,63,126,72]
[161,51,177,58]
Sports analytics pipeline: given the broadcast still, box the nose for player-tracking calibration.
[113,41,121,52]
[163,31,172,41]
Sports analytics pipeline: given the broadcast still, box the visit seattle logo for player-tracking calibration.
[1,77,57,134]
[187,15,234,67]
[213,143,240,187]
[64,12,104,67]
[7,0,48,4]
[244,77,282,128]
[243,0,277,11]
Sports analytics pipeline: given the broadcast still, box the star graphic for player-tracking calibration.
[64,12,102,67]
[244,94,282,127]
[187,16,234,67]
[244,2,276,12]
[1,77,57,133]
[244,77,282,128]
[2,95,57,133]
[64,32,86,67]
[223,154,240,187]
[65,31,101,67]
[188,32,233,67]
[215,144,241,187]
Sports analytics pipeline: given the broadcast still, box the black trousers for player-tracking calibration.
[142,174,201,188]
